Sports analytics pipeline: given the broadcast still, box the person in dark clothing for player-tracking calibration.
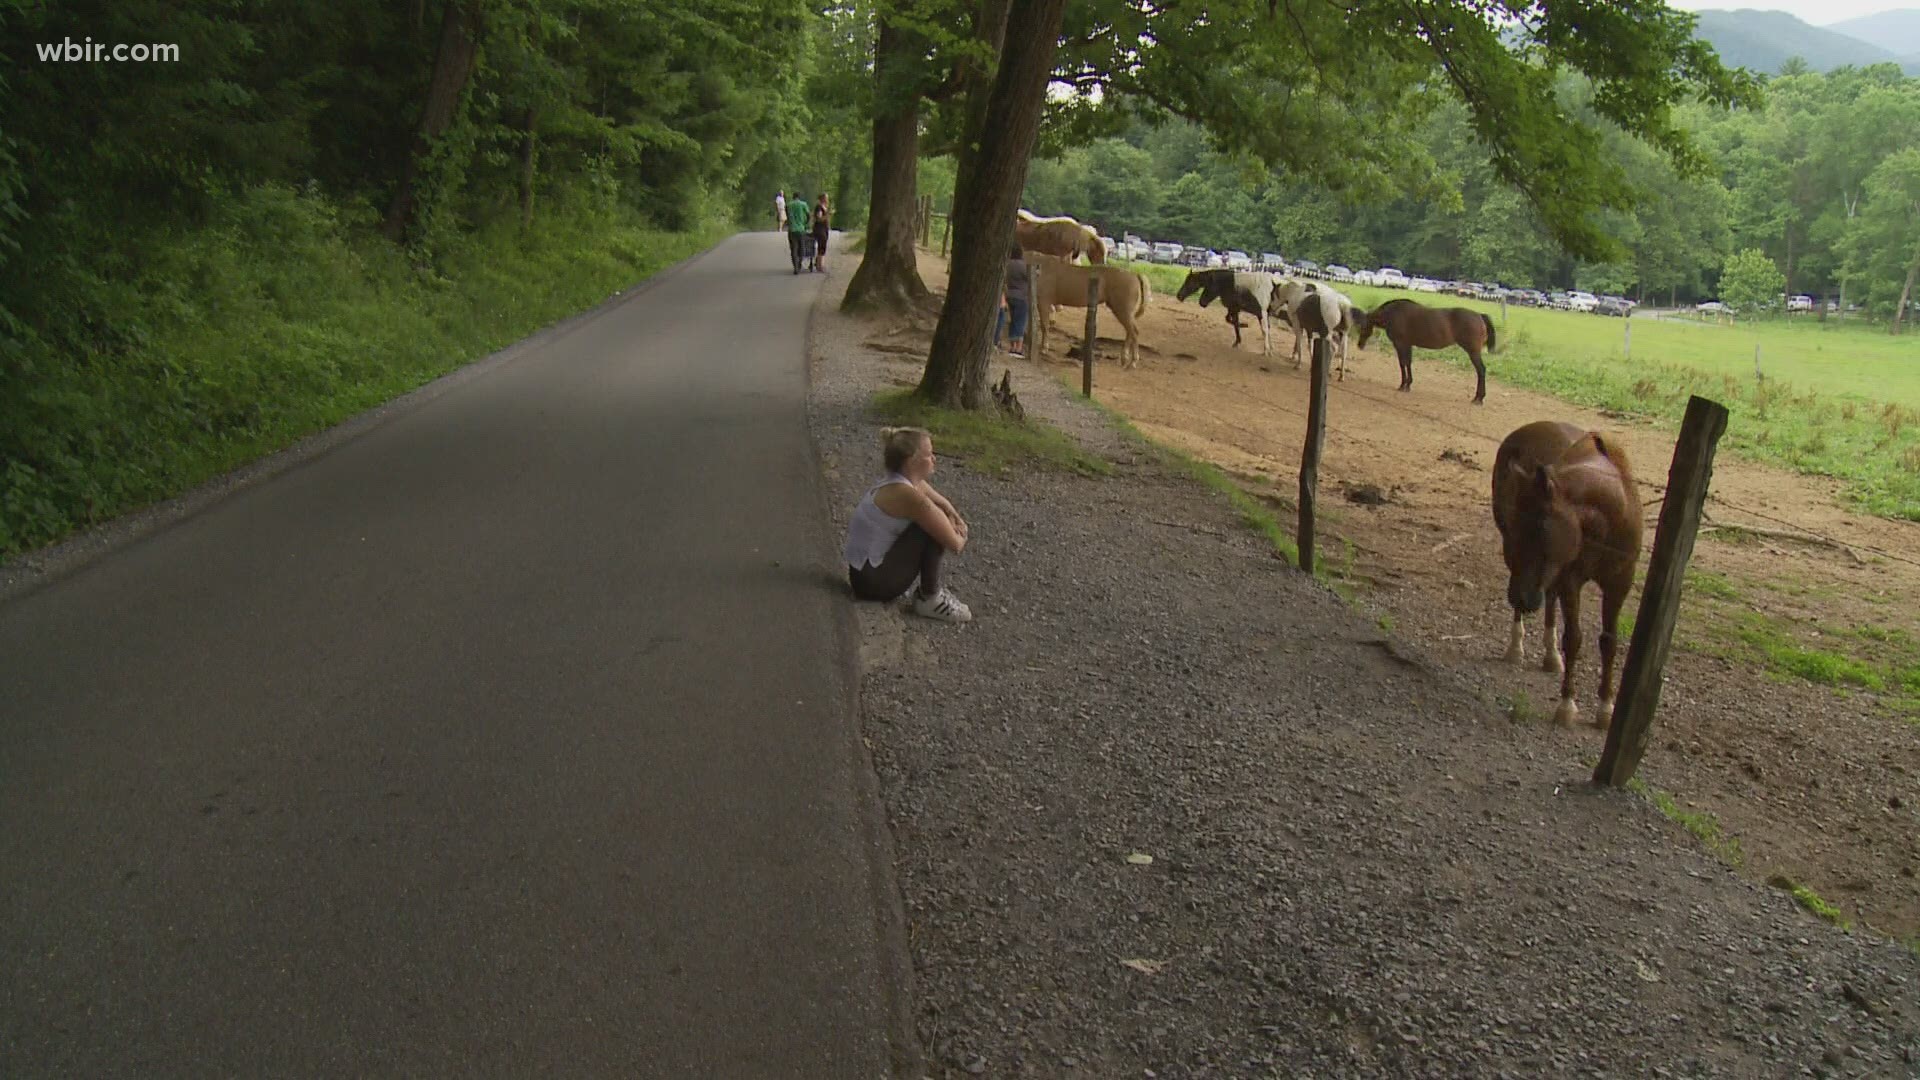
[997,242,1031,356]
[811,193,831,272]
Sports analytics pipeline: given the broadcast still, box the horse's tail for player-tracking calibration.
[1135,271,1152,317]
[1481,313,1497,353]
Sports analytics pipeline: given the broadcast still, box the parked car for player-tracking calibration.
[1376,267,1410,288]
[1258,252,1285,271]
[1324,265,1355,283]
[1410,277,1444,293]
[1694,299,1728,314]
[1566,290,1599,313]
[1224,250,1254,271]
[1594,296,1633,317]
[1123,239,1152,261]
[1149,242,1183,263]
[1295,259,1322,279]
[1788,294,1814,312]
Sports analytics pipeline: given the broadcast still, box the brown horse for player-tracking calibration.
[1493,421,1644,728]
[1354,298,1496,403]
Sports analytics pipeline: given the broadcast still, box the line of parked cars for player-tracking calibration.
[1108,235,1643,315]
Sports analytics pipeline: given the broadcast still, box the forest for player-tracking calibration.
[1008,66,1920,314]
[2,0,1911,554]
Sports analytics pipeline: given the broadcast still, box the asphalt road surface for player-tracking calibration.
[0,232,910,1077]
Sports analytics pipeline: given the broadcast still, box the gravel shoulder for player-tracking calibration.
[806,255,1920,1079]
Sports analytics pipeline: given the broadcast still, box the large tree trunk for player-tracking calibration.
[383,0,483,242]
[917,0,1070,408]
[1893,241,1919,335]
[842,17,931,312]
[517,106,537,231]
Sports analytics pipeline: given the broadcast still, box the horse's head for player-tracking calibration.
[1176,271,1206,303]
[1353,307,1376,349]
[1503,462,1583,614]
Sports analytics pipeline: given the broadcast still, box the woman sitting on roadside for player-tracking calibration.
[843,426,972,623]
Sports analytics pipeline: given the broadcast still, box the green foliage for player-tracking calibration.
[0,184,726,556]
[1720,248,1787,311]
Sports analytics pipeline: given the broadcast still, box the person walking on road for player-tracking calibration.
[774,189,787,231]
[810,193,831,273]
[786,192,811,274]
[843,427,973,623]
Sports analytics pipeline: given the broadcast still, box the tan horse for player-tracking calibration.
[1015,210,1105,264]
[1493,421,1644,728]
[1025,252,1150,366]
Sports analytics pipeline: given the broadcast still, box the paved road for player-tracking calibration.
[0,233,908,1076]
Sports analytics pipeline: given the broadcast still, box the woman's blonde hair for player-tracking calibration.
[880,426,931,472]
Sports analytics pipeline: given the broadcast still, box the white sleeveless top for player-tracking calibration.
[844,473,915,570]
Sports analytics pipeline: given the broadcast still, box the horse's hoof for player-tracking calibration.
[1542,651,1563,675]
[1594,698,1615,729]
[1552,698,1579,726]
[1503,646,1523,664]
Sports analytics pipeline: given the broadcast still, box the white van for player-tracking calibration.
[1376,267,1409,288]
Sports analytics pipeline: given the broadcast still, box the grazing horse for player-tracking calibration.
[1177,269,1281,357]
[1025,253,1151,366]
[1493,421,1644,728]
[1015,210,1105,264]
[1354,298,1496,403]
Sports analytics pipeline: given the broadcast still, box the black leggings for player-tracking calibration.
[849,523,944,602]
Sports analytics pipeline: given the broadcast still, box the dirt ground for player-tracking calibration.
[969,254,1920,941]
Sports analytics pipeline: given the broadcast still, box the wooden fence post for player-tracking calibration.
[1082,273,1100,398]
[1594,395,1731,787]
[1624,319,1631,361]
[1036,261,1052,355]
[940,212,951,258]
[1297,335,1331,573]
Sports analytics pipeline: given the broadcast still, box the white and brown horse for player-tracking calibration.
[1015,210,1105,264]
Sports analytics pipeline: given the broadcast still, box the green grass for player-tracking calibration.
[1116,259,1920,521]
[869,389,1112,478]
[1332,283,1920,521]
[1627,776,1746,867]
[1768,875,1853,931]
[1,183,732,559]
[1731,615,1887,691]
[1504,689,1538,724]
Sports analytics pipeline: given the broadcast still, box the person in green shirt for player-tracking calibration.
[786,194,811,274]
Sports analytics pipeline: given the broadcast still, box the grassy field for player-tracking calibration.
[1121,261,1920,521]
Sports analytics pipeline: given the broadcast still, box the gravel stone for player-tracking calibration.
[805,267,1920,1078]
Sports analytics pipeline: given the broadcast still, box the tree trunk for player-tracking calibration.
[1893,241,1919,335]
[946,0,1013,227]
[517,106,537,231]
[841,16,931,313]
[383,0,483,242]
[917,0,1071,409]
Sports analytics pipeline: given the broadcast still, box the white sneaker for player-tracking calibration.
[911,588,972,623]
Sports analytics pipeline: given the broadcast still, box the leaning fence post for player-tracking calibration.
[1594,395,1731,787]
[1082,273,1100,397]
[1624,319,1631,361]
[1297,335,1331,573]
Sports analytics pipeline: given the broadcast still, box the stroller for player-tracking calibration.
[792,232,817,274]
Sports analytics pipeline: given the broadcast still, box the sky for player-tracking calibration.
[1663,0,1912,26]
